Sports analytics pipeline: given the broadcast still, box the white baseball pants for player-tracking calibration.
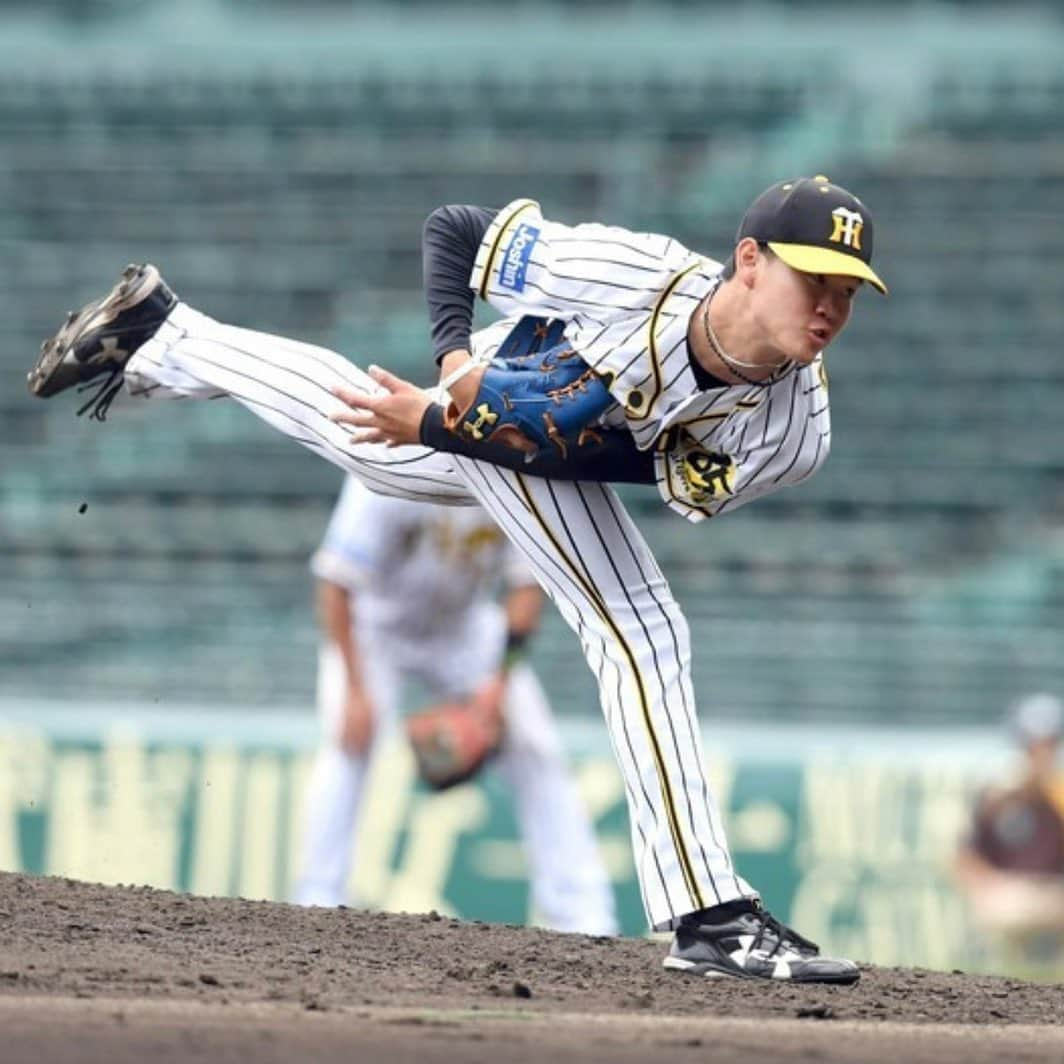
[294,602,617,935]
[124,302,756,930]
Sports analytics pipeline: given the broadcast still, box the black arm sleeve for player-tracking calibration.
[418,404,655,485]
[423,204,497,365]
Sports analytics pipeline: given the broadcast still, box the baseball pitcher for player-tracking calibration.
[28,175,885,984]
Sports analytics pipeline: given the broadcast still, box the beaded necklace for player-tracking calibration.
[700,293,792,387]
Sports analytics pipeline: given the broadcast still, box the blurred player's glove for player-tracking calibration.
[444,345,615,459]
[404,700,503,790]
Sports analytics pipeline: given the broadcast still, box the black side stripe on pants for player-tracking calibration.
[558,477,723,906]
[458,458,674,920]
[513,473,706,912]
[599,486,742,901]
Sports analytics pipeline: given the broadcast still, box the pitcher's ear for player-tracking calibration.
[734,237,762,285]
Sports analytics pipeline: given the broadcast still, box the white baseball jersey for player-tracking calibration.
[311,473,532,661]
[293,476,617,934]
[469,198,832,522]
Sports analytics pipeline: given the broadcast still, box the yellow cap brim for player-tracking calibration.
[768,242,888,295]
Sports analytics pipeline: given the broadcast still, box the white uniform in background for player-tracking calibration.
[293,475,617,936]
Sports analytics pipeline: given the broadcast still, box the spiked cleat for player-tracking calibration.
[28,263,177,418]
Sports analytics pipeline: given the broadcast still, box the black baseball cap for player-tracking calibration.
[736,175,888,294]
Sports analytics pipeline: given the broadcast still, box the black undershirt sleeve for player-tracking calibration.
[418,403,656,485]
[422,204,497,365]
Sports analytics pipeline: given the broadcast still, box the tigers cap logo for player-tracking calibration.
[829,206,864,251]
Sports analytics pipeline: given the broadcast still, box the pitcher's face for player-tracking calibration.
[752,250,862,364]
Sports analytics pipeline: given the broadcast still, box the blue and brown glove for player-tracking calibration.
[444,343,615,460]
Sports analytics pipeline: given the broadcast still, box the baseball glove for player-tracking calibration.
[404,700,503,790]
[443,344,615,459]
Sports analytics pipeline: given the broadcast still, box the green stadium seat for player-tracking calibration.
[2,54,1064,725]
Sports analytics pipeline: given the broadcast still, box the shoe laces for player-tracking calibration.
[749,907,819,958]
[75,368,125,422]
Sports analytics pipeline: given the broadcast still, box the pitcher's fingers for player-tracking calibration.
[347,427,386,445]
[336,412,385,434]
[367,364,409,392]
[330,403,379,426]
[331,383,378,411]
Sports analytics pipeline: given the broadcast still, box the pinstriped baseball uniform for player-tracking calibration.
[471,199,832,523]
[124,302,755,929]
[32,176,882,979]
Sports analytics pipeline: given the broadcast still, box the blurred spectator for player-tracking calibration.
[955,693,1064,967]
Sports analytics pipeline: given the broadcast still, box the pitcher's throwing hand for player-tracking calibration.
[331,365,432,447]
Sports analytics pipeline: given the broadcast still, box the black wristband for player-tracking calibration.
[503,631,530,671]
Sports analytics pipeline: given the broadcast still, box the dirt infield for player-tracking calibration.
[2,871,1063,1063]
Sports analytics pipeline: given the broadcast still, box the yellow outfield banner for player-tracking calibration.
[0,699,1010,973]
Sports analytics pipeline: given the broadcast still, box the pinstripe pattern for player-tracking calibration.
[455,460,751,926]
[519,475,706,909]
[127,306,472,504]
[120,300,752,929]
[471,201,832,523]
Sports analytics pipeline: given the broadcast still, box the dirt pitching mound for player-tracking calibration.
[1,871,1061,1064]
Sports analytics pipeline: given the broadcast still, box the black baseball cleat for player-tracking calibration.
[663,900,860,984]
[27,263,177,419]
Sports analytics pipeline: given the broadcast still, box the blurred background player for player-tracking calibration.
[292,474,617,936]
[954,692,1064,970]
